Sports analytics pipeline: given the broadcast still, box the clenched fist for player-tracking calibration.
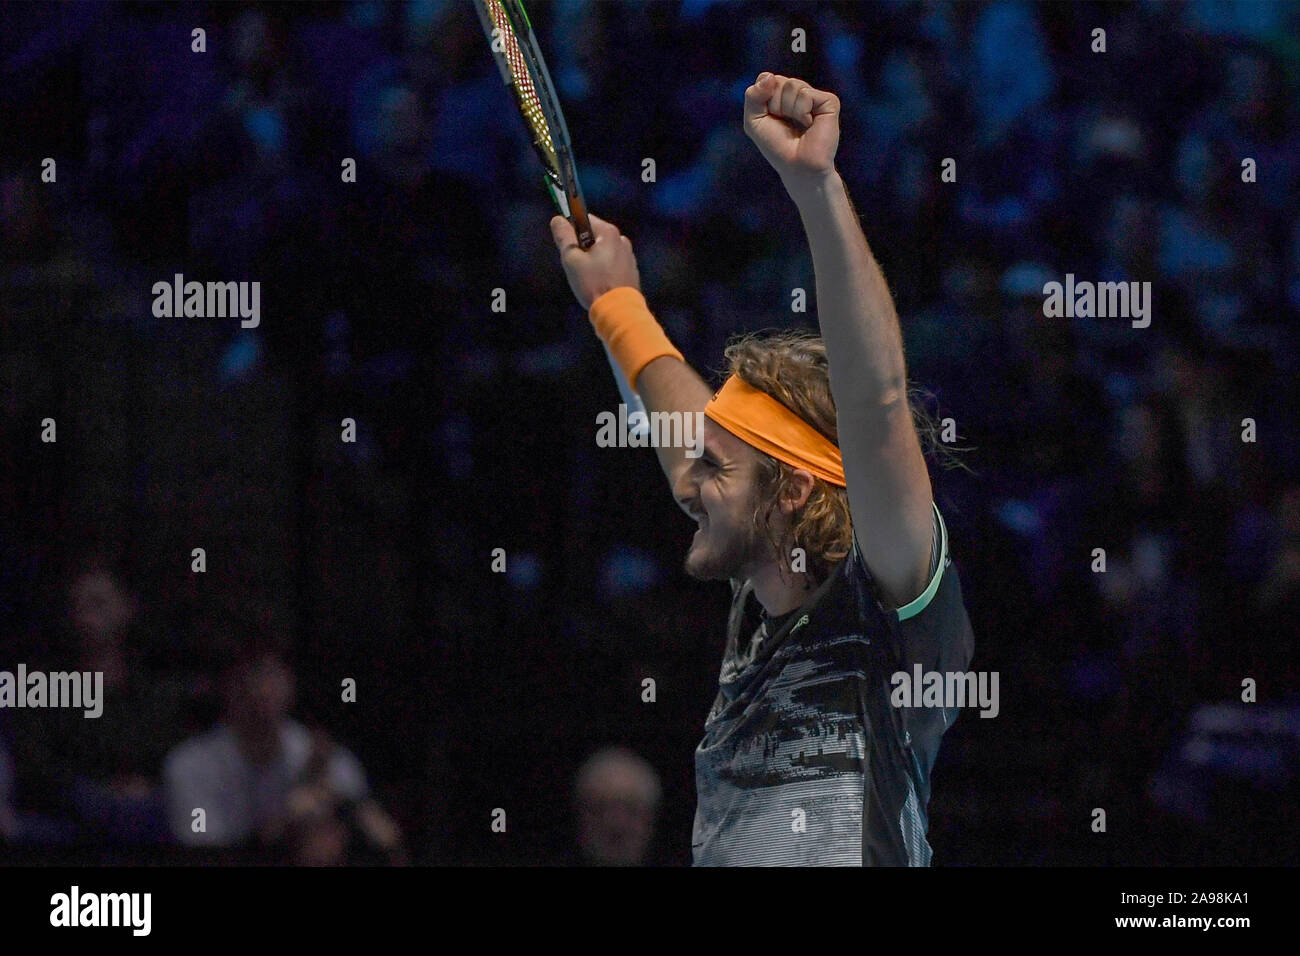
[743,73,840,190]
[551,213,641,311]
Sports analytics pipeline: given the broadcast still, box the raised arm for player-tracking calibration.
[550,214,713,500]
[742,72,934,609]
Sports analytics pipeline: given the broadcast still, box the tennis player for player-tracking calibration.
[551,73,975,866]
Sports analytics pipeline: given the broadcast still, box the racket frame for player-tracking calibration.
[473,0,648,435]
[474,0,594,249]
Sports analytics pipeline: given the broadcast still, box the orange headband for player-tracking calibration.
[704,375,846,486]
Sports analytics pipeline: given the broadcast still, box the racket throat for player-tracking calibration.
[548,180,571,219]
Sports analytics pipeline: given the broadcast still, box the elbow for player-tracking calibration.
[833,384,915,447]
[832,373,909,415]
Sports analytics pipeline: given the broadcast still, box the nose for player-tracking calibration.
[672,463,699,513]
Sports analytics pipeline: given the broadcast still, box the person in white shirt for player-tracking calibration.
[163,645,367,848]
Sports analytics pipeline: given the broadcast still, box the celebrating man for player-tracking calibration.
[551,73,975,866]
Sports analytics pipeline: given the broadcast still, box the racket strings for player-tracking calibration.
[487,0,560,176]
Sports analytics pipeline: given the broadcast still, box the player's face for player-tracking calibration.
[676,419,772,582]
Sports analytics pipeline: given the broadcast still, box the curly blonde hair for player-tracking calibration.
[722,330,965,584]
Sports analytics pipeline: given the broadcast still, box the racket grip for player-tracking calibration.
[601,341,650,439]
[570,194,595,249]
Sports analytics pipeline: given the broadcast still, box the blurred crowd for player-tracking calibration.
[1,0,1298,864]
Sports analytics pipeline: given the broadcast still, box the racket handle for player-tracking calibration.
[570,193,595,249]
[601,341,650,439]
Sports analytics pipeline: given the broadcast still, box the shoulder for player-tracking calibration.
[848,502,974,670]
[327,746,368,798]
[847,502,950,618]
[897,502,958,624]
[164,726,236,777]
[282,719,369,797]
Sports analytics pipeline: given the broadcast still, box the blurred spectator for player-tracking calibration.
[971,1,1054,145]
[1149,699,1300,864]
[1249,482,1300,643]
[573,746,661,866]
[280,777,406,867]
[10,557,184,845]
[162,645,369,850]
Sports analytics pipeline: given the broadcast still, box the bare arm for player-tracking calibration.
[551,214,712,504]
[743,73,934,608]
[635,354,715,493]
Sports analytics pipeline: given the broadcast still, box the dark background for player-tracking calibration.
[1,0,1298,865]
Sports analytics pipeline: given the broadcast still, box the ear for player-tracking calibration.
[779,468,816,514]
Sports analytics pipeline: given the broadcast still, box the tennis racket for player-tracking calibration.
[472,0,649,435]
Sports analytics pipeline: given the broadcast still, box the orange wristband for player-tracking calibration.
[588,287,684,391]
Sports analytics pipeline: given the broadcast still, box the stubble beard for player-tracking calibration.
[683,514,771,584]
